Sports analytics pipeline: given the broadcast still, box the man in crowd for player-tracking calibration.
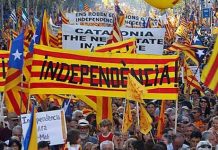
[78,119,98,148]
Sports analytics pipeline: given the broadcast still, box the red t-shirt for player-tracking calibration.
[98,132,114,143]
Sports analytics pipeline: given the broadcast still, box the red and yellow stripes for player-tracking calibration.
[57,30,62,49]
[95,38,136,54]
[201,38,218,95]
[61,11,69,24]
[29,45,179,100]
[4,68,28,115]
[0,51,9,91]
[96,97,112,125]
[40,10,50,46]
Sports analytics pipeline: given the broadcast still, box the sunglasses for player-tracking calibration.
[199,145,211,148]
[200,100,207,103]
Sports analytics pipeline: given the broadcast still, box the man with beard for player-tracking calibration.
[78,119,98,148]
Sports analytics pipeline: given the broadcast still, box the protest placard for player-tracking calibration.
[21,110,67,145]
[66,12,149,27]
[62,24,165,54]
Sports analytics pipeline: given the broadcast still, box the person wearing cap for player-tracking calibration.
[78,119,97,149]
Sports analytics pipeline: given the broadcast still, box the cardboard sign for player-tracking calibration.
[62,24,165,54]
[29,45,179,100]
[21,110,67,145]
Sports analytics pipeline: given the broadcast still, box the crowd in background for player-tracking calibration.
[0,86,217,150]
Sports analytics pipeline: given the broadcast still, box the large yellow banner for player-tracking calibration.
[0,51,9,91]
[30,45,179,99]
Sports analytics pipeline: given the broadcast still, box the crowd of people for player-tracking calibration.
[0,87,217,150]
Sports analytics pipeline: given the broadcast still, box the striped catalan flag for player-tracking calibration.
[76,95,97,111]
[96,97,112,125]
[106,17,123,44]
[184,61,203,94]
[24,24,35,52]
[201,38,218,95]
[156,100,166,139]
[57,30,62,49]
[60,11,69,24]
[11,30,18,38]
[4,32,28,115]
[84,3,90,12]
[95,38,136,54]
[0,51,9,91]
[40,10,50,46]
[49,32,59,48]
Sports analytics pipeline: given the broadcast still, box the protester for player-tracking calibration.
[98,119,114,144]
[67,129,82,150]
[38,141,50,150]
[8,139,21,150]
[77,119,97,148]
[99,140,114,150]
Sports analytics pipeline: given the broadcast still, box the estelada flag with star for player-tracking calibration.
[183,31,207,65]
[4,32,29,115]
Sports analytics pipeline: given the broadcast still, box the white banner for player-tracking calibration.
[62,24,165,54]
[66,12,149,27]
[21,110,66,146]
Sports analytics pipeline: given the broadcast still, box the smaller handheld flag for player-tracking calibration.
[126,74,145,103]
[23,106,38,150]
[122,100,132,133]
[139,103,152,135]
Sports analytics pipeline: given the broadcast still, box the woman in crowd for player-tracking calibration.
[199,96,211,120]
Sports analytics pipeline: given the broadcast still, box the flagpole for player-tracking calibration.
[121,98,127,132]
[0,0,3,28]
[136,102,140,127]
[20,73,24,114]
[0,92,4,117]
[27,93,31,113]
[175,99,178,133]
[0,92,6,128]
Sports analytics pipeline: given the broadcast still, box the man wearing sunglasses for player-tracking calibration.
[196,141,212,150]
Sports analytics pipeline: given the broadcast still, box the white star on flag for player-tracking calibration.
[196,50,205,58]
[193,36,199,43]
[32,34,38,43]
[12,49,22,61]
